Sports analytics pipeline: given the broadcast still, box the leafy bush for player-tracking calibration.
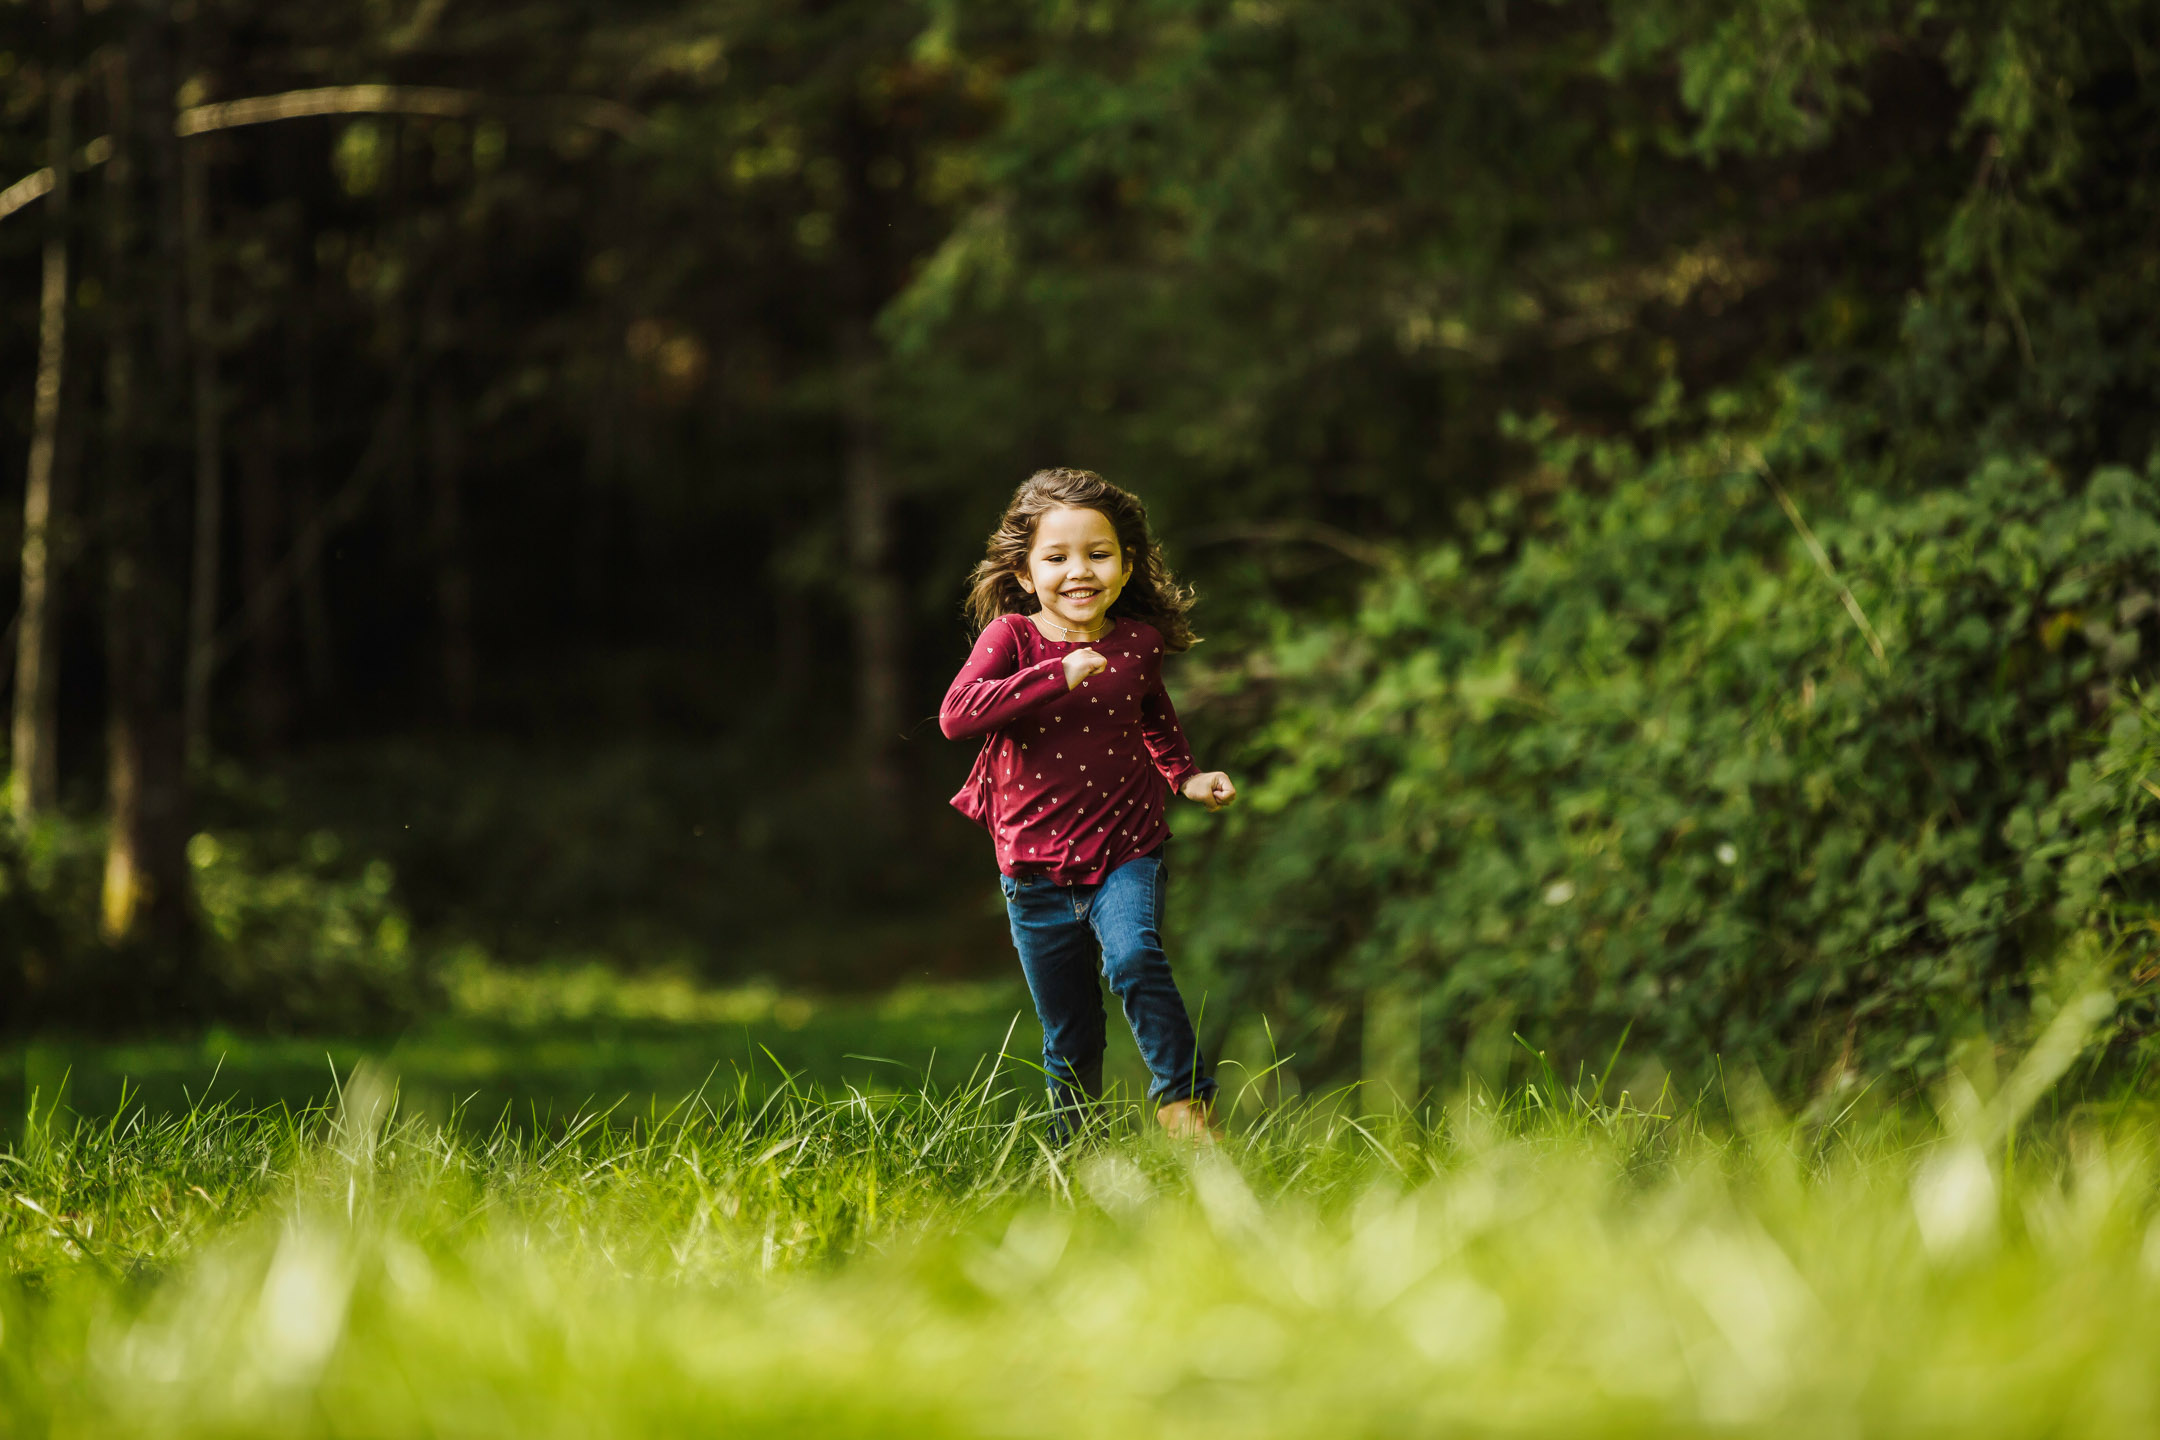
[256,739,1000,986]
[1142,0,2160,1093]
[0,819,424,1032]
[1181,409,2160,1086]
[186,829,425,1030]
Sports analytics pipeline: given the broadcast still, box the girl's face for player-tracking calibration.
[1017,506,1130,632]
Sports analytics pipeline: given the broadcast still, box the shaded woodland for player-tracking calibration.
[2,0,2158,1090]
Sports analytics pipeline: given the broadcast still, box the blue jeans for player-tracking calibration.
[999,851,1215,1137]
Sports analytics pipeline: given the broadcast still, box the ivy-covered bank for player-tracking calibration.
[1174,0,2160,1088]
[1185,413,2160,1086]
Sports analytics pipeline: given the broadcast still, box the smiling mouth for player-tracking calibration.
[1060,588,1102,601]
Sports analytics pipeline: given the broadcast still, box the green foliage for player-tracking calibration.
[251,739,1001,985]
[0,818,422,1033]
[894,0,1715,527]
[10,0,2159,1091]
[1134,0,2160,1089]
[1183,397,2160,1081]
[186,829,422,1030]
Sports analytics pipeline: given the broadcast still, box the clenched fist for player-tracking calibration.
[1181,771,1238,812]
[1063,647,1109,690]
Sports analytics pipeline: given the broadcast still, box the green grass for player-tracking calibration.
[1,1036,2158,1437]
[0,968,1078,1132]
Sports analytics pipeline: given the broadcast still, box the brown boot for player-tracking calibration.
[1156,1097,1220,1142]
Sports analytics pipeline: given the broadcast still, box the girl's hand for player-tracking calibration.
[1182,771,1238,812]
[1063,647,1109,690]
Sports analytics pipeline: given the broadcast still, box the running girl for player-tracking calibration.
[939,468,1237,1140]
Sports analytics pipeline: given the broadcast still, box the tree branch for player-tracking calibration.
[1749,450,1888,668]
[1187,519,1402,571]
[1,87,643,224]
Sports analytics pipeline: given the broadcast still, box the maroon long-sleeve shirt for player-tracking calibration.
[940,613,1200,885]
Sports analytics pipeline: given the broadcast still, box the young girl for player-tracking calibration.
[940,468,1237,1140]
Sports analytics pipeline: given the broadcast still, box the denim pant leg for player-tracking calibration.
[1087,854,1215,1106]
[1000,873,1107,1134]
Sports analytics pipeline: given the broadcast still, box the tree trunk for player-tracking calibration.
[181,136,221,770]
[239,411,291,752]
[100,44,142,941]
[288,284,335,701]
[772,558,811,712]
[11,2,73,824]
[840,318,900,791]
[427,374,476,726]
[99,19,197,973]
[836,97,904,797]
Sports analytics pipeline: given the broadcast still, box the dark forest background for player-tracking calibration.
[3,0,2159,1097]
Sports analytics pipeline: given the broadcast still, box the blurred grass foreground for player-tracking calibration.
[3,1008,2158,1438]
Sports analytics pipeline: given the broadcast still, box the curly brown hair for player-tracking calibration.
[963,469,1197,651]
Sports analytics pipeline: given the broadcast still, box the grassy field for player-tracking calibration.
[0,967,1076,1134]
[1,988,2157,1438]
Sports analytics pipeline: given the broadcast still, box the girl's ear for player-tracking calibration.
[1015,566,1036,595]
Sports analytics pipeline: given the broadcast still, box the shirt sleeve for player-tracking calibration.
[1139,661,1200,793]
[939,619,1069,740]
